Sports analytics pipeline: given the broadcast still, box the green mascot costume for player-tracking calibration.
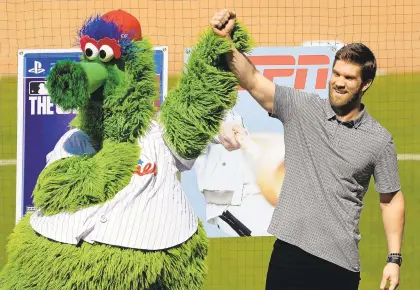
[0,10,252,290]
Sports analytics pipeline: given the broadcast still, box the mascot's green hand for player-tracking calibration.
[33,141,139,216]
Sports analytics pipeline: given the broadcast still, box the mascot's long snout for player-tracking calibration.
[46,60,108,110]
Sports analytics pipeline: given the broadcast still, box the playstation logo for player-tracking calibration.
[28,61,45,74]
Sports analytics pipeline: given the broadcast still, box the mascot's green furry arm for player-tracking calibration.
[159,22,253,160]
[0,10,252,290]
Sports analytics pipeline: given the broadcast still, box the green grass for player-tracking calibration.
[0,165,16,268]
[363,74,420,154]
[0,73,419,289]
[357,161,420,290]
[0,76,18,160]
[0,75,17,270]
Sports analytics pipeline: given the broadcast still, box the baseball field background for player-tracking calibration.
[0,0,419,289]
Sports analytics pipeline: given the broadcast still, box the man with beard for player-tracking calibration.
[210,9,405,290]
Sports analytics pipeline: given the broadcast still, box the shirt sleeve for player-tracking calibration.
[168,146,196,172]
[269,84,308,124]
[46,129,96,167]
[373,139,401,193]
[161,135,195,172]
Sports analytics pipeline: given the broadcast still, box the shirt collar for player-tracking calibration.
[324,100,367,129]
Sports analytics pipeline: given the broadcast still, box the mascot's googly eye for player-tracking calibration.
[84,42,99,60]
[98,37,122,60]
[99,45,115,62]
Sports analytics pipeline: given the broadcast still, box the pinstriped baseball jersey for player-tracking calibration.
[30,120,199,250]
[268,85,401,272]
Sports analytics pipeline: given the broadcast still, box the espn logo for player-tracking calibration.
[239,54,331,90]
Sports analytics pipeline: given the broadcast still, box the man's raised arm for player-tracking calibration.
[210,9,276,113]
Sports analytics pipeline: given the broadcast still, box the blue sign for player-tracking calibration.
[16,48,168,222]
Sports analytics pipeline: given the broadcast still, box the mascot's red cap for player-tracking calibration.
[102,10,142,41]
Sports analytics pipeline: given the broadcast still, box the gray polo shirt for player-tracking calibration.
[268,85,401,272]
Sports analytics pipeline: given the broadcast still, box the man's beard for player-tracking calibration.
[329,89,362,117]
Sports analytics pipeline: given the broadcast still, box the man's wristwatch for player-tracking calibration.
[386,253,402,267]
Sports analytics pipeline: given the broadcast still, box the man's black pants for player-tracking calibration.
[266,239,360,290]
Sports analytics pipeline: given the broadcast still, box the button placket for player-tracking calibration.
[335,122,342,147]
[330,120,341,146]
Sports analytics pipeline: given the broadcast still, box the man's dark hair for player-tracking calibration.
[333,43,377,83]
